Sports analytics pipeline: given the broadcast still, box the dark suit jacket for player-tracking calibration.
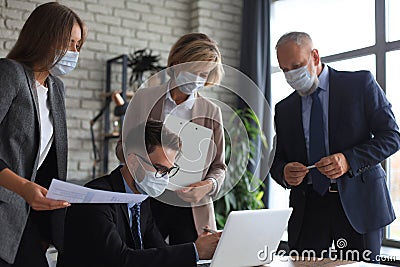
[270,67,400,249]
[0,58,68,264]
[61,167,197,267]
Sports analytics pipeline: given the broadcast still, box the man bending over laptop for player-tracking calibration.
[60,120,220,267]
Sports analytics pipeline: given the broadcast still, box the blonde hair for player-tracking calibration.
[167,33,223,86]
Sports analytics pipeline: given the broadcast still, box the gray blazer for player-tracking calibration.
[0,58,68,264]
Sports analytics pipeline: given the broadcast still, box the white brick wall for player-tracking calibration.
[0,0,242,181]
[190,0,242,120]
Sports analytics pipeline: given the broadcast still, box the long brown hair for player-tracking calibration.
[7,2,87,71]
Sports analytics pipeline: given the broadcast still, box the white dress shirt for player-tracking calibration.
[35,80,54,169]
[161,81,195,121]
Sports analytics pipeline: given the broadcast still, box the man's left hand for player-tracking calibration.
[315,153,350,179]
[176,180,213,203]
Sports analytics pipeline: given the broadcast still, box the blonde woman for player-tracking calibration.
[117,33,225,245]
[0,2,86,266]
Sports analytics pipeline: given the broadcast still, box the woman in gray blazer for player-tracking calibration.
[0,2,86,266]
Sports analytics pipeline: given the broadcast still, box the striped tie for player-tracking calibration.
[130,203,143,249]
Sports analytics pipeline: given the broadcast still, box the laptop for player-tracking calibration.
[198,208,292,267]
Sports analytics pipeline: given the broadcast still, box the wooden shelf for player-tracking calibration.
[104,132,120,139]
[100,90,134,98]
[102,54,129,175]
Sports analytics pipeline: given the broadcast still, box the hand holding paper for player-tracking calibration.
[46,179,148,204]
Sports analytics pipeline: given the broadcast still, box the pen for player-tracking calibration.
[202,227,218,234]
[306,165,316,169]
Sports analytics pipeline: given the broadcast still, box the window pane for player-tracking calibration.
[269,71,292,209]
[386,0,400,42]
[327,55,376,78]
[271,71,293,109]
[270,0,375,64]
[386,50,400,242]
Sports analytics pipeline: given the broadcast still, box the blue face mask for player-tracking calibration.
[50,51,79,76]
[136,169,169,198]
[284,57,319,96]
[175,71,207,95]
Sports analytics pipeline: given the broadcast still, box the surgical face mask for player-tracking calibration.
[136,169,169,198]
[49,51,79,76]
[284,59,319,96]
[175,71,206,95]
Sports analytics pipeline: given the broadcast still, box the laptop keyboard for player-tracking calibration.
[197,263,210,267]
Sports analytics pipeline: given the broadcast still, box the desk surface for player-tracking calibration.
[264,257,381,266]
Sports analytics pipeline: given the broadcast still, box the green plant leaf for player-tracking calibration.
[214,107,268,225]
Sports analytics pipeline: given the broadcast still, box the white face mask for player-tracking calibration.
[175,71,206,95]
[50,51,79,76]
[284,59,319,96]
[136,169,169,198]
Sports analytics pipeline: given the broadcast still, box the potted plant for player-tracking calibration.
[127,48,164,90]
[214,108,268,228]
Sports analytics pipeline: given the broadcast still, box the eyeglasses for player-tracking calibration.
[135,154,180,178]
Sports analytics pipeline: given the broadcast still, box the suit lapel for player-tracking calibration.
[23,68,41,175]
[291,94,308,163]
[109,168,138,248]
[328,67,338,153]
[150,96,164,120]
[47,77,68,180]
[24,69,40,130]
[109,168,131,225]
[190,93,205,125]
[149,83,169,120]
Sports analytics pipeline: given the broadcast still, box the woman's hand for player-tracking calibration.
[19,181,70,211]
[0,168,70,211]
[176,180,213,203]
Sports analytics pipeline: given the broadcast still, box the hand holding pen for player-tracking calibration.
[202,227,218,234]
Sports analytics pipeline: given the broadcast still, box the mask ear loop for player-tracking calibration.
[53,50,68,67]
[306,51,320,96]
[306,51,313,67]
[310,48,321,67]
[135,155,150,172]
[127,154,147,185]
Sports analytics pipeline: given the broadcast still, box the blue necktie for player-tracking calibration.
[309,88,330,195]
[130,203,143,249]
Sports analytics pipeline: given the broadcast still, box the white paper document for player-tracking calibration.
[46,179,148,204]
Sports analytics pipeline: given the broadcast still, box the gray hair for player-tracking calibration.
[275,31,313,50]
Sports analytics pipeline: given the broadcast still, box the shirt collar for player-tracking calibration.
[121,169,137,209]
[35,80,48,92]
[165,80,196,110]
[317,63,329,91]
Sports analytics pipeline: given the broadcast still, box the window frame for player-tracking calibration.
[318,0,400,248]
